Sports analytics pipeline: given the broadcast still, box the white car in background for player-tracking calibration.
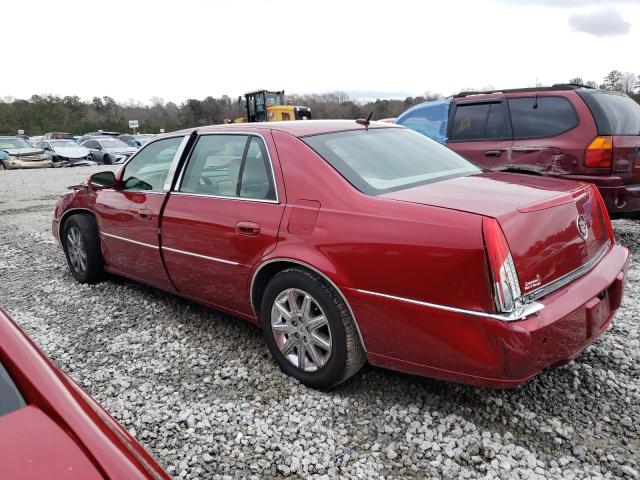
[38,139,97,168]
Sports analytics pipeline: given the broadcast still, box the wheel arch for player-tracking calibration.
[58,208,96,243]
[250,257,367,352]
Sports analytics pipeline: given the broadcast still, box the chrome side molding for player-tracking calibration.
[356,289,544,322]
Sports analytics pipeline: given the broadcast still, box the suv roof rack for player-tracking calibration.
[454,83,596,98]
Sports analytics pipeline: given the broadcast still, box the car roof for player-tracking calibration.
[169,120,403,138]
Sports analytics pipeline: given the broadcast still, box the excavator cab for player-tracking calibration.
[233,90,311,123]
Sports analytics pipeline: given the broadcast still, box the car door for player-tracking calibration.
[161,132,286,316]
[94,135,188,291]
[446,98,512,169]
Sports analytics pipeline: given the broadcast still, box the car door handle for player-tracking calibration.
[484,150,502,157]
[138,208,153,221]
[235,221,261,236]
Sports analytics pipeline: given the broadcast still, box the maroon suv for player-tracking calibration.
[396,85,640,214]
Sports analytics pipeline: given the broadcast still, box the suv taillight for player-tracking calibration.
[584,136,613,168]
[482,217,522,313]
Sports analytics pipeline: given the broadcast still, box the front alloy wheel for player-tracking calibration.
[66,226,88,275]
[271,288,332,372]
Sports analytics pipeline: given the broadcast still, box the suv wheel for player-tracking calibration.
[62,215,105,284]
[261,267,365,388]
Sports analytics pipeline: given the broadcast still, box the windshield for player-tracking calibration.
[50,140,79,148]
[100,139,129,148]
[0,138,32,149]
[579,91,640,135]
[303,128,481,195]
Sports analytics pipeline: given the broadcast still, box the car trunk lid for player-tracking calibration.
[380,171,611,300]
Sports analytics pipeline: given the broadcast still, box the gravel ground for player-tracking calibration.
[0,167,638,479]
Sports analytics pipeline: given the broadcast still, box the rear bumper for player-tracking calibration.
[564,175,640,213]
[349,243,630,388]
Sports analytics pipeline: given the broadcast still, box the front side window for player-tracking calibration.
[508,96,578,139]
[121,136,183,191]
[450,102,507,141]
[303,128,481,195]
[180,135,276,201]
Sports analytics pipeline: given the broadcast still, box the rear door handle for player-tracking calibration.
[235,221,261,236]
[484,150,502,157]
[138,208,153,221]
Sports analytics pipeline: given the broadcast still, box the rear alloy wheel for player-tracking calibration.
[261,267,365,388]
[62,215,105,284]
[271,288,332,372]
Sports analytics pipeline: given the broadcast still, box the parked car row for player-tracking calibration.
[1,131,157,170]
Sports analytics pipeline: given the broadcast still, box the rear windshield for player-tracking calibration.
[578,91,640,135]
[0,362,26,418]
[302,127,481,195]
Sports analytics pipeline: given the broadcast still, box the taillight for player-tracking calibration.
[592,186,615,242]
[482,217,522,313]
[584,136,613,168]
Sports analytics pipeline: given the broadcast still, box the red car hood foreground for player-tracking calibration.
[381,171,612,297]
[0,309,169,479]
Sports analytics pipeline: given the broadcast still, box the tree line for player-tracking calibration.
[1,70,638,136]
[0,93,440,136]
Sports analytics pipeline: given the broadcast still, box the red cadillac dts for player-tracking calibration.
[52,120,629,388]
[0,308,168,479]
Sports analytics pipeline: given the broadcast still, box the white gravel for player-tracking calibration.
[0,167,638,479]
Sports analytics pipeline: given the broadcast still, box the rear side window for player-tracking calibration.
[508,97,578,139]
[0,362,26,418]
[180,135,276,201]
[450,102,507,141]
[578,91,640,136]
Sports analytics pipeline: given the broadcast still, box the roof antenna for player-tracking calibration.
[356,111,374,128]
[533,93,539,109]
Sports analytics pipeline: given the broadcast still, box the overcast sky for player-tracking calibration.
[4,0,639,104]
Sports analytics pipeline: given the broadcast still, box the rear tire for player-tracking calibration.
[260,267,365,388]
[0,161,6,171]
[62,215,105,284]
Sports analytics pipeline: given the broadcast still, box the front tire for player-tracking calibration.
[102,154,111,165]
[62,215,105,284]
[260,267,365,388]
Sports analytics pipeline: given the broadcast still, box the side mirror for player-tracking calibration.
[89,171,116,189]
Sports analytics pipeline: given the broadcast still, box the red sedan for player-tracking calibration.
[0,308,168,479]
[52,120,629,388]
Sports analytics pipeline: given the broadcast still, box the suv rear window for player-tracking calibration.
[508,97,578,139]
[578,91,640,136]
[302,128,481,195]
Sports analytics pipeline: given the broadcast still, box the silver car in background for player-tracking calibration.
[80,137,138,165]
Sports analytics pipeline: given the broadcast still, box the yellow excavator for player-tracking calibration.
[231,90,311,123]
